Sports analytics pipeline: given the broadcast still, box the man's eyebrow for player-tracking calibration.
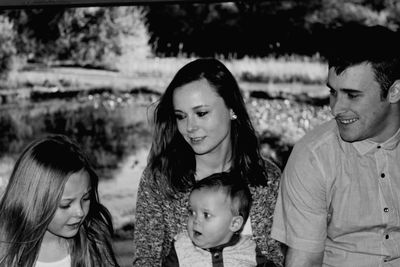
[326,83,362,93]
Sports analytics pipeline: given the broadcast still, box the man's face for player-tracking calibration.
[328,63,395,143]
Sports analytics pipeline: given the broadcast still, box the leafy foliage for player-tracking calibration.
[0,16,16,78]
[3,6,151,70]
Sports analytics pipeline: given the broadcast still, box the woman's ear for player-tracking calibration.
[230,109,237,120]
[229,216,244,232]
[388,80,400,103]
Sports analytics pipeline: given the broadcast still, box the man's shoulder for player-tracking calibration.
[295,119,338,152]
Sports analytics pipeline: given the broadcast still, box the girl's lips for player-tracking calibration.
[67,222,81,228]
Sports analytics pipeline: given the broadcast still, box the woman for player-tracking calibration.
[0,135,119,267]
[133,58,283,266]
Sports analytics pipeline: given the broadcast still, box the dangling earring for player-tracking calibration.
[231,113,237,120]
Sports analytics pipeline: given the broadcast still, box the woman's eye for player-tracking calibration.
[175,113,185,120]
[197,111,208,117]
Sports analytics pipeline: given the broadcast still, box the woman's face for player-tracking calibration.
[45,170,91,242]
[173,79,233,157]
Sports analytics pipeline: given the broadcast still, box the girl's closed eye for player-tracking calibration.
[59,202,71,209]
[82,190,92,201]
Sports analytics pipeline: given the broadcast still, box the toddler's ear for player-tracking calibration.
[229,216,244,232]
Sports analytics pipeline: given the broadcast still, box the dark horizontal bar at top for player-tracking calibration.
[0,0,240,9]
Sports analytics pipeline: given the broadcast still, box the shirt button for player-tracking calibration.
[381,173,385,178]
[384,207,389,212]
[377,145,381,149]
[385,234,390,239]
[213,252,220,258]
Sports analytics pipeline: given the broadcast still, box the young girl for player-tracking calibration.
[0,135,119,267]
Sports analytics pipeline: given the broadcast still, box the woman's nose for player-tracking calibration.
[186,117,198,132]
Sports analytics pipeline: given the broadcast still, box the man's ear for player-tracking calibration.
[388,80,400,103]
[229,216,244,232]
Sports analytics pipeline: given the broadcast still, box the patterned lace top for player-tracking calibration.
[132,159,283,267]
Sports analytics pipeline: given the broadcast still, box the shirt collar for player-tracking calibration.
[352,127,400,155]
[203,233,241,253]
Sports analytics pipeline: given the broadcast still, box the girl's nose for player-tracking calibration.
[74,203,85,218]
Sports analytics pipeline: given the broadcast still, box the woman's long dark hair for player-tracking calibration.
[0,135,119,267]
[148,58,269,196]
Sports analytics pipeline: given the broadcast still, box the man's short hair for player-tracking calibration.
[322,23,400,99]
[191,171,252,229]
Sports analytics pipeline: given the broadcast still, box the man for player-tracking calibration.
[271,24,400,267]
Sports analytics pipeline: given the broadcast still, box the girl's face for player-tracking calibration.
[173,79,233,158]
[45,170,91,241]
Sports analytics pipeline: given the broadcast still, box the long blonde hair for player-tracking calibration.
[0,135,119,266]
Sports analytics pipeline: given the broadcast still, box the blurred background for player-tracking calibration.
[0,0,399,265]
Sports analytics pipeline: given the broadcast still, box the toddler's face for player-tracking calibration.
[187,188,236,249]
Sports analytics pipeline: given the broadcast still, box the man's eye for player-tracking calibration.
[348,93,358,99]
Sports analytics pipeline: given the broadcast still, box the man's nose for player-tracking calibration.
[330,94,348,117]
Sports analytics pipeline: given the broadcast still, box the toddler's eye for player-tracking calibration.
[204,212,211,219]
[187,209,195,216]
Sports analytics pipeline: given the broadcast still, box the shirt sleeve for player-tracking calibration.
[133,168,166,267]
[271,141,328,253]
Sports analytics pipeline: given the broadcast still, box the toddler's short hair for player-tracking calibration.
[191,171,252,230]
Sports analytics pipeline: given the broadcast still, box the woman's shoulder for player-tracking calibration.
[249,158,281,202]
[262,157,281,178]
